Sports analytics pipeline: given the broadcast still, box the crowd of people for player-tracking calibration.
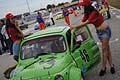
[0,13,24,62]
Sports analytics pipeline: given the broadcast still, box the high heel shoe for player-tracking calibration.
[99,67,106,76]
[110,65,115,74]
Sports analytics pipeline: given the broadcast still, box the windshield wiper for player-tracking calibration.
[24,57,41,69]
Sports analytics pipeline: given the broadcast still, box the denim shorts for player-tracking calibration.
[13,43,20,56]
[96,27,112,41]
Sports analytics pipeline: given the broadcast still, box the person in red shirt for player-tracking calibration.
[5,13,24,61]
[71,0,115,76]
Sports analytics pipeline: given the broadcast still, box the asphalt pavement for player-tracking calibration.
[0,7,120,80]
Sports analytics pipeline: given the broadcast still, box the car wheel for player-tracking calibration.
[81,71,85,80]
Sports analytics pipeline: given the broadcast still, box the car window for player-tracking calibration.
[21,35,66,59]
[66,30,71,49]
[74,27,89,43]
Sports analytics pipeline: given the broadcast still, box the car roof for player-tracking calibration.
[24,26,70,41]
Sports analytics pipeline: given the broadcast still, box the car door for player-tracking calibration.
[71,26,100,71]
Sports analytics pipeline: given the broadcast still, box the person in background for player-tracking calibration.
[103,0,111,19]
[5,13,24,61]
[49,10,55,25]
[1,20,10,53]
[0,20,7,53]
[36,12,46,30]
[73,6,77,16]
[0,20,4,55]
[71,0,115,76]
[62,7,70,25]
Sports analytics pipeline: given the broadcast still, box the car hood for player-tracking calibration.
[11,53,72,79]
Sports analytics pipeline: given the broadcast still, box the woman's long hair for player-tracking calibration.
[5,19,22,35]
[84,5,99,15]
[6,19,15,28]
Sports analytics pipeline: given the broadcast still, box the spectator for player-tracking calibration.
[36,12,46,30]
[1,19,13,54]
[0,20,7,53]
[62,7,70,25]
[49,11,55,25]
[5,13,24,61]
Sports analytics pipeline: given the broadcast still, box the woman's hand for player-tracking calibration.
[69,25,75,30]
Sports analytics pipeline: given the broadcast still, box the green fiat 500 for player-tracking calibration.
[10,26,101,80]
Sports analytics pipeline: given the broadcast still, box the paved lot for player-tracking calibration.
[0,8,120,80]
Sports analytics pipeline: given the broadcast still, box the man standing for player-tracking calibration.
[1,19,11,53]
[49,11,55,25]
[36,12,46,30]
[0,20,7,54]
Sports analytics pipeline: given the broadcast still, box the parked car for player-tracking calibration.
[16,20,28,30]
[10,26,101,80]
[19,23,28,30]
[54,11,64,20]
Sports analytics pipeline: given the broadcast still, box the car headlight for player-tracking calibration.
[55,74,64,80]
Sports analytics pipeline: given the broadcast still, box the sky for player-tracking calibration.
[0,0,71,18]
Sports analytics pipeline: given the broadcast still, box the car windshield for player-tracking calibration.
[21,35,66,59]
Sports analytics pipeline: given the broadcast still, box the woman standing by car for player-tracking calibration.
[71,0,115,76]
[5,13,24,61]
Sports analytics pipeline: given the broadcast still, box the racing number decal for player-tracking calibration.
[79,49,90,62]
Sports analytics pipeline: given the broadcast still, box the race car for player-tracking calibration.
[9,26,101,80]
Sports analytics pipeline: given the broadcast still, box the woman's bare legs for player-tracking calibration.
[99,39,109,76]
[107,44,113,67]
[100,39,115,76]
[101,39,109,70]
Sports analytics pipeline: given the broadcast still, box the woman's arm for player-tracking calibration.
[73,20,89,29]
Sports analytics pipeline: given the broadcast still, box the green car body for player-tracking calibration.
[10,26,101,80]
